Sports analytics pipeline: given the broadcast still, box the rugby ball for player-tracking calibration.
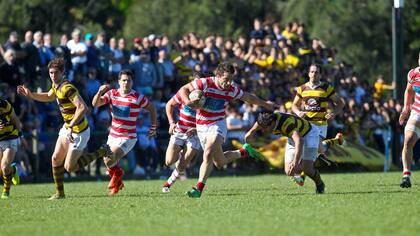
[188,90,206,107]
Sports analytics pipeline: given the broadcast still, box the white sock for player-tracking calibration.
[167,169,179,185]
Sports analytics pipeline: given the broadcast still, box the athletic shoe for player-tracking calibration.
[243,143,265,160]
[108,167,124,189]
[292,172,306,187]
[48,193,65,200]
[109,180,124,196]
[186,187,201,198]
[315,153,337,167]
[1,192,9,199]
[336,132,344,145]
[162,187,170,193]
[316,181,325,194]
[400,176,411,188]
[11,163,20,185]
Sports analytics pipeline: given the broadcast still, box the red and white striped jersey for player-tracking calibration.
[103,89,149,139]
[191,77,243,125]
[408,67,420,113]
[173,92,196,133]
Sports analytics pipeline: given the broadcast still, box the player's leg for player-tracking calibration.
[301,131,324,194]
[400,122,419,188]
[49,134,68,200]
[165,137,184,167]
[321,132,344,152]
[1,146,16,199]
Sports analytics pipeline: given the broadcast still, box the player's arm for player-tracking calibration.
[292,94,305,117]
[400,82,414,125]
[244,122,262,143]
[17,85,55,102]
[166,97,177,135]
[326,95,345,120]
[240,92,275,110]
[92,85,110,107]
[178,83,195,107]
[68,94,88,129]
[144,101,158,137]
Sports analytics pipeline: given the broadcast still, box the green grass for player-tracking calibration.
[1,172,420,236]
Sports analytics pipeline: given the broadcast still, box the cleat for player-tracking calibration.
[335,132,344,145]
[11,163,20,185]
[292,172,305,187]
[1,192,10,199]
[162,186,170,193]
[315,153,337,167]
[400,176,411,188]
[99,144,113,158]
[243,143,265,160]
[186,187,202,198]
[48,193,65,200]
[316,181,325,194]
[108,167,124,189]
[109,180,124,196]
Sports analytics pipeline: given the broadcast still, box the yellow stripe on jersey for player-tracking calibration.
[50,80,88,133]
[296,82,336,125]
[272,112,312,138]
[0,100,19,141]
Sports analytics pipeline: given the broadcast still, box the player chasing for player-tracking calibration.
[0,99,22,199]
[17,58,111,200]
[161,90,201,193]
[92,69,157,195]
[291,64,344,185]
[178,62,276,198]
[245,111,325,194]
[399,50,420,188]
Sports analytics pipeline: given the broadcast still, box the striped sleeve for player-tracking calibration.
[191,78,207,91]
[64,84,79,100]
[173,93,182,105]
[296,86,302,98]
[325,85,337,99]
[138,94,149,108]
[408,69,415,84]
[232,84,244,100]
[102,90,111,104]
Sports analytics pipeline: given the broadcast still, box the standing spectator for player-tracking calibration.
[108,37,123,81]
[85,33,100,71]
[118,38,130,69]
[0,49,21,87]
[21,31,39,86]
[86,68,101,101]
[54,34,73,78]
[67,29,88,77]
[95,31,111,81]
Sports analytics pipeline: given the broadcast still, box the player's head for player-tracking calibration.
[308,64,321,81]
[48,57,65,83]
[257,111,276,130]
[215,62,235,90]
[118,69,134,92]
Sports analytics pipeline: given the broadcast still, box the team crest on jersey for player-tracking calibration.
[112,104,130,117]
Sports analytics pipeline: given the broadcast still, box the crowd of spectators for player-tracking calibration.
[0,18,409,181]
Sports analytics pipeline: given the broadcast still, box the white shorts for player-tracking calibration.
[107,136,137,156]
[312,124,328,138]
[284,125,320,163]
[0,138,20,152]
[197,120,227,149]
[59,126,90,151]
[169,132,201,150]
[408,109,420,122]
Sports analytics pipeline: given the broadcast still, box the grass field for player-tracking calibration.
[1,172,420,236]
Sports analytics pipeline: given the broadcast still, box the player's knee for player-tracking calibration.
[1,165,11,175]
[213,160,223,169]
[404,134,417,148]
[64,162,77,173]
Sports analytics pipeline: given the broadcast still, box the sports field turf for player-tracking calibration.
[1,172,419,236]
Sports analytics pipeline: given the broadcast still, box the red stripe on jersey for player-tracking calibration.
[112,117,136,126]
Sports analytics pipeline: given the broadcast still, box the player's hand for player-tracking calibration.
[186,128,197,137]
[287,159,300,176]
[297,111,307,118]
[325,112,335,121]
[399,109,410,125]
[186,99,199,109]
[148,125,157,137]
[168,122,176,135]
[67,127,74,143]
[17,85,32,98]
[98,84,111,94]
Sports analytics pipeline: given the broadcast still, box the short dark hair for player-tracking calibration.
[257,112,276,128]
[309,63,322,74]
[215,62,235,77]
[48,57,65,72]
[118,69,134,80]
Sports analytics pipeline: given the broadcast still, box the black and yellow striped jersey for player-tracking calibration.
[49,80,88,133]
[0,99,20,141]
[296,82,337,125]
[272,112,312,138]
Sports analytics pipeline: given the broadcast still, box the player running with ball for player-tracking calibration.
[179,62,276,198]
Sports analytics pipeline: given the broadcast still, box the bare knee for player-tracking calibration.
[213,160,223,169]
[1,166,11,175]
[64,162,78,173]
[404,134,417,148]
